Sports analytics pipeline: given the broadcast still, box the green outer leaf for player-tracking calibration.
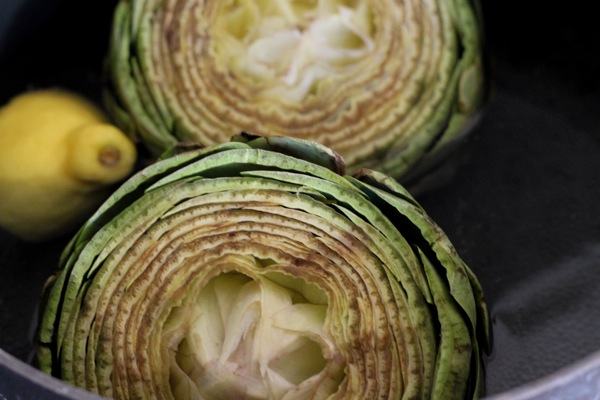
[39,180,186,363]
[349,169,489,332]
[146,148,358,193]
[59,141,251,265]
[108,0,177,154]
[331,205,436,399]
[419,248,473,399]
[234,133,346,175]
[350,168,490,398]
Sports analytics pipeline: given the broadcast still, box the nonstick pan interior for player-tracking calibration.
[1,0,599,398]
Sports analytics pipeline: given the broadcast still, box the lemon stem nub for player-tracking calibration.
[99,146,122,168]
[66,123,137,186]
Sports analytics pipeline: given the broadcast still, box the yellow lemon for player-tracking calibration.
[0,89,137,241]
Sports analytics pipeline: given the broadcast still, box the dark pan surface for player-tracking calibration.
[1,0,599,398]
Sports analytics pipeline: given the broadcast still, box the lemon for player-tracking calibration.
[0,89,137,242]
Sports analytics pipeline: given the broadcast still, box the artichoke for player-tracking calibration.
[104,0,485,185]
[37,134,490,399]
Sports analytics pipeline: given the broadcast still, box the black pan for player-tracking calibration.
[1,0,599,398]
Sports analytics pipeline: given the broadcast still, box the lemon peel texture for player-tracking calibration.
[0,89,137,242]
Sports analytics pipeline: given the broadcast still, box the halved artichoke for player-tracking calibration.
[104,0,485,185]
[37,134,490,399]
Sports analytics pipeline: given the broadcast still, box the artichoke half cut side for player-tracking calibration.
[36,135,490,400]
[104,0,486,187]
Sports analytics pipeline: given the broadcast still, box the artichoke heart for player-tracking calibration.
[105,0,485,184]
[37,135,490,399]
